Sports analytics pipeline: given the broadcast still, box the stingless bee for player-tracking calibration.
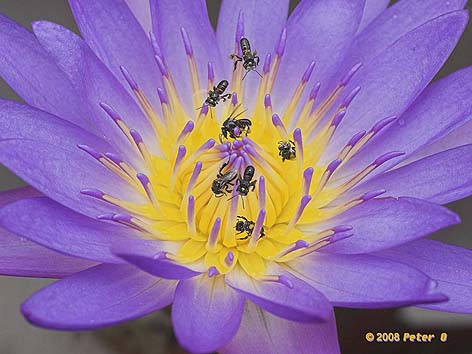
[235,165,257,197]
[197,79,232,113]
[278,140,296,162]
[211,158,238,197]
[235,215,265,240]
[230,37,262,80]
[220,104,252,142]
[227,165,257,209]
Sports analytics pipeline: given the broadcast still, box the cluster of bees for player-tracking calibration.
[200,38,297,241]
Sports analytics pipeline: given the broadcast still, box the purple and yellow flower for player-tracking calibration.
[0,0,471,353]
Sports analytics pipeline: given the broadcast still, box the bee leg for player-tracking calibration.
[254,53,260,66]
[231,57,242,71]
[221,93,232,101]
[237,234,249,241]
[250,181,256,191]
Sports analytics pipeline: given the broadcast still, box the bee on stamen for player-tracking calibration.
[236,165,256,196]
[211,158,238,197]
[197,80,232,117]
[235,215,265,240]
[278,140,296,162]
[220,104,252,142]
[230,37,262,80]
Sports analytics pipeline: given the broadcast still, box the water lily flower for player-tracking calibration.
[0,0,471,353]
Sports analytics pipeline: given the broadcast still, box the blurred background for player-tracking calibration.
[0,0,470,353]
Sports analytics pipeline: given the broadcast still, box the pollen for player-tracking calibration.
[80,20,403,282]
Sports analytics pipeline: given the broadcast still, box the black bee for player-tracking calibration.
[236,165,256,196]
[278,140,296,162]
[199,80,232,109]
[220,104,252,141]
[235,215,265,240]
[230,38,262,80]
[211,158,238,197]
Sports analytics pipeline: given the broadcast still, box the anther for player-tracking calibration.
[177,121,195,143]
[170,145,187,189]
[293,128,304,173]
[80,188,105,199]
[271,240,309,260]
[120,65,139,90]
[361,189,386,201]
[263,53,272,75]
[157,87,169,105]
[207,61,215,86]
[272,114,288,138]
[264,94,272,108]
[341,62,362,86]
[371,115,397,133]
[207,217,222,251]
[180,27,193,57]
[302,167,314,195]
[154,54,168,77]
[224,251,235,267]
[247,209,266,251]
[208,266,220,277]
[231,92,238,107]
[340,86,361,108]
[77,144,102,160]
[136,173,160,210]
[258,176,266,211]
[259,274,293,289]
[286,195,312,232]
[173,145,187,175]
[187,195,196,236]
[149,31,162,57]
[235,11,245,51]
[301,61,316,83]
[275,27,287,57]
[185,161,203,197]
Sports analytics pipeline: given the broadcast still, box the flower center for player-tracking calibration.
[79,18,402,281]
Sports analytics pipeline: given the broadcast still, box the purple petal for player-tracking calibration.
[0,99,111,153]
[322,10,468,162]
[21,264,177,329]
[0,188,95,278]
[273,0,364,108]
[112,239,201,279]
[217,0,289,108]
[403,119,472,164]
[172,275,244,353]
[0,138,143,218]
[32,21,156,160]
[124,0,152,33]
[376,239,472,313]
[150,0,224,111]
[221,302,340,354]
[0,197,136,263]
[342,145,472,205]
[0,14,91,129]
[225,265,332,322]
[0,186,41,207]
[289,252,446,308]
[342,0,466,76]
[357,0,389,33]
[69,0,161,109]
[305,197,460,254]
[337,66,472,179]
[0,227,96,278]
